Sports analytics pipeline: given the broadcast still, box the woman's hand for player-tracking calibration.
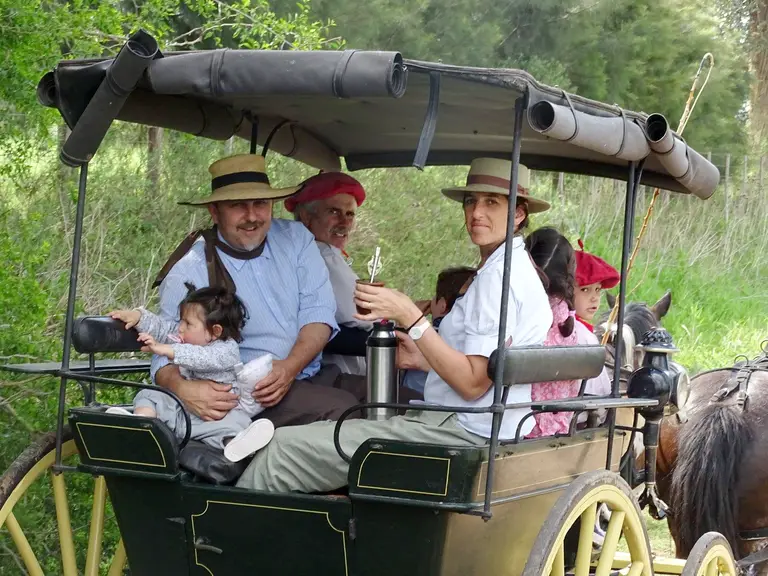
[395,331,430,372]
[353,284,423,327]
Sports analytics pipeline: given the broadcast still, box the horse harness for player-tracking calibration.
[705,344,768,565]
[708,347,768,413]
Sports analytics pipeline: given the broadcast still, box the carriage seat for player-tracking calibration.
[69,406,252,484]
[487,345,606,385]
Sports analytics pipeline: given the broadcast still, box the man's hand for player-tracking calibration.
[252,359,298,407]
[183,380,241,421]
[155,365,238,421]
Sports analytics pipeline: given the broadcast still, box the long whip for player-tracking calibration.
[600,53,715,346]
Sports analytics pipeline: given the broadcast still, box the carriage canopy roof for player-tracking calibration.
[38,30,719,198]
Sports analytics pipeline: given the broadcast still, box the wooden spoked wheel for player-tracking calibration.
[522,469,653,576]
[0,430,126,575]
[681,533,738,576]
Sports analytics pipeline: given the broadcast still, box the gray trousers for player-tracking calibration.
[135,389,251,450]
[235,410,486,493]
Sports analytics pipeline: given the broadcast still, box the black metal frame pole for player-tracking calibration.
[605,161,640,470]
[483,94,527,519]
[55,163,89,468]
[249,115,259,154]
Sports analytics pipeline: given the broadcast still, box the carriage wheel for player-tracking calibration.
[522,469,653,576]
[0,429,126,575]
[681,533,738,576]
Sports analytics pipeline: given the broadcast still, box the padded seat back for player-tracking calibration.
[72,315,142,354]
[487,345,606,385]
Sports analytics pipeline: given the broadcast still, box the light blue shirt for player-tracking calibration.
[150,219,339,382]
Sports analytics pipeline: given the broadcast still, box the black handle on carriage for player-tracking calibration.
[331,401,524,463]
[58,371,193,451]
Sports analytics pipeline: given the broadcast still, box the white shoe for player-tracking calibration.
[105,406,135,416]
[224,419,275,463]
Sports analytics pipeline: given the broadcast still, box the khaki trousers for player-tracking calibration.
[236,410,486,493]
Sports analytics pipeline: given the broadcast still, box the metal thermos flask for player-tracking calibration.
[366,320,398,420]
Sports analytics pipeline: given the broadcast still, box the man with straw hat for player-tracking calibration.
[151,154,360,429]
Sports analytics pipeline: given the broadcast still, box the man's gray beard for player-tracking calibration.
[239,240,263,251]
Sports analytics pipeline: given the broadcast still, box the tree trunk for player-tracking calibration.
[750,0,768,152]
[147,126,164,193]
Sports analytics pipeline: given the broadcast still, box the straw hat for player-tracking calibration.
[441,158,550,213]
[180,154,301,206]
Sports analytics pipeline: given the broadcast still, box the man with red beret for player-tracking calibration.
[285,172,370,376]
[573,239,620,332]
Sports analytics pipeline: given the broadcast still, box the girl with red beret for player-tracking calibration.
[573,240,619,332]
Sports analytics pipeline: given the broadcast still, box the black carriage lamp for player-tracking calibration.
[627,327,679,520]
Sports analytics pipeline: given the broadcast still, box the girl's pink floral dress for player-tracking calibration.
[527,298,579,438]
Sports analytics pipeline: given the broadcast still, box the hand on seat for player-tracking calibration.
[109,309,141,330]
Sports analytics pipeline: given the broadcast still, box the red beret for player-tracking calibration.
[574,239,620,289]
[284,172,366,213]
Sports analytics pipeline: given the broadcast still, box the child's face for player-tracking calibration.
[575,283,603,321]
[179,304,214,346]
[430,296,448,319]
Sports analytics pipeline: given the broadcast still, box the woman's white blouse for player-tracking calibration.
[423,236,553,440]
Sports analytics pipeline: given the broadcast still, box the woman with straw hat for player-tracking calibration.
[237,157,553,493]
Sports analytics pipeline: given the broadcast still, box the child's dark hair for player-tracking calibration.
[435,266,476,312]
[179,283,247,343]
[524,227,576,337]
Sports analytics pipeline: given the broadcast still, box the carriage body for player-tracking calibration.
[65,405,626,576]
[0,29,732,576]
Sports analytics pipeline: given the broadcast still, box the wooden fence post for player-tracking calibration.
[742,155,748,213]
[724,153,731,222]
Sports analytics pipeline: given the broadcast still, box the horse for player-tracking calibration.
[598,292,768,571]
[594,291,689,460]
[657,346,768,572]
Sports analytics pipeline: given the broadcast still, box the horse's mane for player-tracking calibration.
[597,301,658,343]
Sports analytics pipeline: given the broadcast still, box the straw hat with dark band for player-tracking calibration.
[441,158,551,213]
[180,154,301,206]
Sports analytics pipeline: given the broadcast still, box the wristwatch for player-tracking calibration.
[408,318,432,341]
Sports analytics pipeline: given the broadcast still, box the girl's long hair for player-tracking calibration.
[525,227,576,337]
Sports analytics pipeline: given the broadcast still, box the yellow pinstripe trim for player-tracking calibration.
[356,451,451,496]
[75,422,167,468]
[190,499,348,576]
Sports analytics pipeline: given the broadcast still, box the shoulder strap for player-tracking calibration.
[200,228,237,293]
[152,227,236,293]
[152,229,204,289]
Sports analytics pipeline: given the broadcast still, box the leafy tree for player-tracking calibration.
[270,0,750,152]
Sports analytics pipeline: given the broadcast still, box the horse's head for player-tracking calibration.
[595,290,672,373]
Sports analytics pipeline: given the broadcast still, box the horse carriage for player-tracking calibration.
[0,29,752,575]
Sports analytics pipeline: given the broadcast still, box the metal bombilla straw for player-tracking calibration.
[369,246,381,283]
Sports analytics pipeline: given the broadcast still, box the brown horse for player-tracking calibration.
[656,349,768,571]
